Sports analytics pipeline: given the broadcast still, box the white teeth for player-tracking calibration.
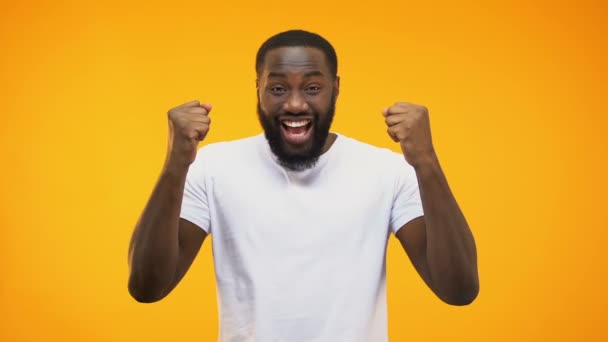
[283,120,310,128]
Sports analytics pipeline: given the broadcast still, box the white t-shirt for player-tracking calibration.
[180,133,424,342]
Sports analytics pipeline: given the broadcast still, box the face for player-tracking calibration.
[257,46,339,171]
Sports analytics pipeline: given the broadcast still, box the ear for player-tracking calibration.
[334,76,340,97]
[256,79,259,89]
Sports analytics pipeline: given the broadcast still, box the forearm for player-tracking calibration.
[415,155,479,304]
[128,162,189,302]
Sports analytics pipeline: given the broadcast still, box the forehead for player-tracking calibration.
[260,46,330,77]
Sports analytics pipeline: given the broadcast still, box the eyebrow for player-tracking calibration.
[268,71,324,79]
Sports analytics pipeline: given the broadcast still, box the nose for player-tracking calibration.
[283,90,309,113]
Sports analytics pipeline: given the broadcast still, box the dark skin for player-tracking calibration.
[127,100,211,302]
[257,46,339,157]
[128,46,479,306]
[385,101,479,305]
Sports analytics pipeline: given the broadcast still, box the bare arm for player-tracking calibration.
[396,157,478,305]
[128,100,212,303]
[384,102,479,305]
[128,164,207,303]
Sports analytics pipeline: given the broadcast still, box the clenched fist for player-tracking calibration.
[166,100,212,168]
[383,102,436,168]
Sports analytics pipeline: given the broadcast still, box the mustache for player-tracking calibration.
[256,94,336,171]
[276,113,317,123]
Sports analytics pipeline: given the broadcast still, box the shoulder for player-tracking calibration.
[336,133,406,165]
[196,134,263,161]
[199,134,262,155]
[189,134,265,174]
[335,133,416,181]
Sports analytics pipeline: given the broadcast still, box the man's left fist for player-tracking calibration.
[383,102,436,168]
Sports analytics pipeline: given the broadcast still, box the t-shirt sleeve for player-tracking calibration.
[180,148,212,233]
[389,153,424,234]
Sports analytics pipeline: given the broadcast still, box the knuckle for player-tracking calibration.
[386,128,393,138]
[184,108,198,115]
[416,106,427,116]
[197,122,209,132]
[387,127,398,140]
[189,107,207,115]
[169,109,185,121]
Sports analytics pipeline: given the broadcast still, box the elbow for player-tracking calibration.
[433,271,479,306]
[443,286,479,306]
[437,274,480,306]
[128,287,163,304]
[128,274,169,304]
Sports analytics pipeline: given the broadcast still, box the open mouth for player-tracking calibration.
[280,119,313,145]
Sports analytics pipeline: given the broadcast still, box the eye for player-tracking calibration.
[305,86,321,94]
[270,86,287,95]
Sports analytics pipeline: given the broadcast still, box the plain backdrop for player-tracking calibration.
[1,0,606,341]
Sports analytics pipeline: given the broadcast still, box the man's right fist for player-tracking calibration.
[166,100,212,167]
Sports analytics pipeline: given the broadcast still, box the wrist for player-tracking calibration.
[411,152,440,171]
[162,157,191,178]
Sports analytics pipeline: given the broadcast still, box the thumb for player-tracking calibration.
[201,103,213,113]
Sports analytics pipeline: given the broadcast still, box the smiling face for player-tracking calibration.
[257,46,339,171]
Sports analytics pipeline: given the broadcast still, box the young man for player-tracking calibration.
[128,30,479,341]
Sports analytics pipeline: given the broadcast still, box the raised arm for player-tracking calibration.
[128,100,212,303]
[384,102,479,306]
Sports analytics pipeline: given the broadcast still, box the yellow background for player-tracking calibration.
[1,0,606,340]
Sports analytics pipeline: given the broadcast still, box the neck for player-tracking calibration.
[320,133,338,155]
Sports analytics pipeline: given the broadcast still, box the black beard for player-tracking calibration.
[257,96,336,171]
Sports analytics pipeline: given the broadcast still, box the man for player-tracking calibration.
[128,30,479,341]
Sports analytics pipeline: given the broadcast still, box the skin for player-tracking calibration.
[384,103,479,305]
[127,100,211,302]
[128,46,479,306]
[257,46,340,159]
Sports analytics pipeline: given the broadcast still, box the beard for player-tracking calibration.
[257,95,336,171]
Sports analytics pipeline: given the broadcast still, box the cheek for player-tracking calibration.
[319,89,336,107]
[310,96,331,113]
[261,94,283,112]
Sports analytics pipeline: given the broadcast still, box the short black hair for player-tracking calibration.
[255,29,338,78]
